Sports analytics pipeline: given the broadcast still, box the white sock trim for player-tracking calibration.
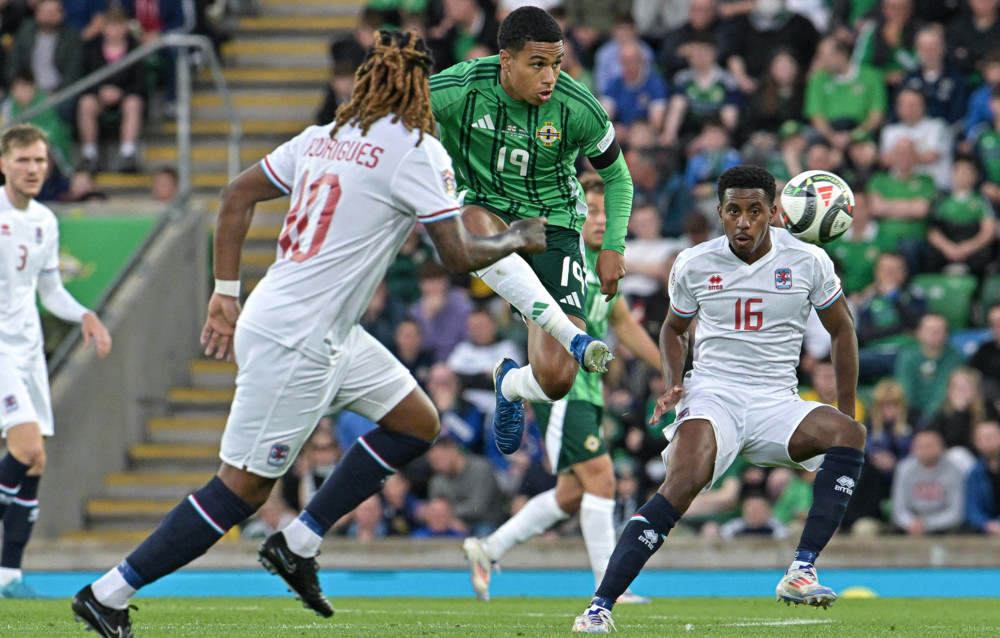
[500,364,554,403]
[0,567,21,587]
[91,567,137,610]
[283,517,322,558]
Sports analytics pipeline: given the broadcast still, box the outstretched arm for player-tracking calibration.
[423,214,548,273]
[816,295,859,419]
[201,164,285,361]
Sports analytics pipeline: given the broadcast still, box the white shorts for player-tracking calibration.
[661,373,826,491]
[219,324,417,478]
[0,350,53,437]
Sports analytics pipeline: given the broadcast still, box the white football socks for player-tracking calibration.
[473,254,584,351]
[580,493,617,590]
[500,364,554,402]
[0,567,20,587]
[283,516,322,558]
[92,566,137,610]
[483,489,569,561]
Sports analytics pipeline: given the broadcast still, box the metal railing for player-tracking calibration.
[13,32,242,201]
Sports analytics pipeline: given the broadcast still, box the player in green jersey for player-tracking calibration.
[430,7,635,456]
[462,172,660,602]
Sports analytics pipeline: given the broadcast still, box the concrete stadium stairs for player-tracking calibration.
[65,0,361,543]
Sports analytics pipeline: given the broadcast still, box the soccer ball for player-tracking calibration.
[779,170,855,245]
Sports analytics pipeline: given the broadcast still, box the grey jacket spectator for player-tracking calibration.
[6,0,83,95]
[426,437,507,536]
[891,429,967,535]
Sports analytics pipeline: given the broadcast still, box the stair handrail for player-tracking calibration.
[11,32,242,202]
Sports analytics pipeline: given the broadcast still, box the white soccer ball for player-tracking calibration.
[779,170,855,245]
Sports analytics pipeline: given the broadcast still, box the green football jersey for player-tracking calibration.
[430,56,616,233]
[564,245,621,406]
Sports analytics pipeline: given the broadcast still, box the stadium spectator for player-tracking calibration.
[800,358,867,423]
[71,29,548,631]
[599,39,669,138]
[411,497,466,538]
[899,23,967,127]
[852,252,924,378]
[346,495,387,542]
[923,367,997,473]
[6,0,84,122]
[63,0,106,42]
[278,419,341,512]
[738,48,804,143]
[965,419,1000,536]
[822,185,881,299]
[841,132,881,193]
[315,60,357,126]
[425,361,488,454]
[805,36,888,153]
[946,0,1000,83]
[120,0,196,117]
[0,0,30,92]
[390,318,435,388]
[684,120,742,224]
[724,0,819,96]
[894,313,965,422]
[961,50,1000,148]
[971,85,1000,210]
[427,0,499,71]
[150,165,178,203]
[626,148,682,233]
[657,0,733,80]
[76,8,146,174]
[385,227,435,305]
[0,69,72,173]
[878,87,953,190]
[867,138,936,269]
[852,0,922,92]
[590,12,655,95]
[632,0,693,37]
[621,203,686,309]
[0,124,112,599]
[969,304,1000,412]
[924,156,998,278]
[661,34,740,150]
[771,468,815,528]
[891,428,967,535]
[407,260,473,362]
[328,8,380,72]
[718,490,790,539]
[380,472,422,536]
[426,436,507,536]
[361,280,407,350]
[56,168,106,202]
[446,307,523,416]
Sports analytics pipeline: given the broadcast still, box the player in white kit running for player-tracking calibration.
[0,124,112,599]
[73,31,547,636]
[573,165,867,633]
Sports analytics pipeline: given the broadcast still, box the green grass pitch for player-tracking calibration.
[4,596,998,637]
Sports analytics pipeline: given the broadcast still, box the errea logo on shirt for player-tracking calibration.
[708,275,723,291]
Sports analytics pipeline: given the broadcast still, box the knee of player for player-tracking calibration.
[538,367,576,400]
[830,415,867,450]
[9,443,45,469]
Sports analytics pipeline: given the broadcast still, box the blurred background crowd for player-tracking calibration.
[5,0,999,545]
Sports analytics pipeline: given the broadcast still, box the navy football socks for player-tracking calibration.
[594,493,680,608]
[302,428,431,534]
[121,477,255,588]
[0,454,31,519]
[796,446,864,558]
[1,475,39,569]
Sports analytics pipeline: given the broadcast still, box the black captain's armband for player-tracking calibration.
[587,139,622,171]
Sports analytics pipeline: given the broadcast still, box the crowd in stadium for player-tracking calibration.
[232,0,1000,544]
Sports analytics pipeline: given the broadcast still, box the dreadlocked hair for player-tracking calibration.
[331,30,436,145]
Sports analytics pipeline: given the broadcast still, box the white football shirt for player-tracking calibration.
[240,117,461,359]
[0,188,61,362]
[668,227,842,389]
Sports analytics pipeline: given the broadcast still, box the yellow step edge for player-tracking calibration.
[147,416,228,431]
[205,198,288,213]
[144,146,271,163]
[245,225,282,241]
[188,359,238,375]
[191,92,319,108]
[168,387,235,402]
[130,443,219,460]
[60,529,157,543]
[242,252,276,267]
[104,471,215,486]
[239,15,355,30]
[94,173,227,189]
[223,40,327,56]
[222,67,327,83]
[163,120,306,136]
[86,499,179,516]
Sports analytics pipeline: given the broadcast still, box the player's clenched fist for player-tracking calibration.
[507,217,548,253]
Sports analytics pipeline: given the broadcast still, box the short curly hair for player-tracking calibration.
[497,6,562,53]
[717,165,776,205]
